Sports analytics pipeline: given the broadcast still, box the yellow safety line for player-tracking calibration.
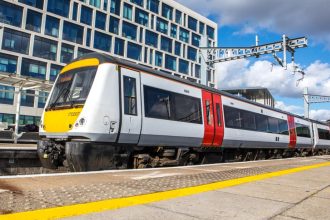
[1,161,330,220]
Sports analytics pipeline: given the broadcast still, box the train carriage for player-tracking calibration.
[38,53,330,171]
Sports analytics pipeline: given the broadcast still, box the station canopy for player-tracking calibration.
[0,72,53,91]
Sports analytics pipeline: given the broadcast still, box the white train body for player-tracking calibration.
[38,54,330,171]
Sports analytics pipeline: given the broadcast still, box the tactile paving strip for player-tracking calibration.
[0,156,329,214]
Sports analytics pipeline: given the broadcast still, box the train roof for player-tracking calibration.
[71,53,328,126]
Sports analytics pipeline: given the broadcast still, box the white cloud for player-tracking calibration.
[216,60,330,98]
[310,109,330,121]
[275,101,330,121]
[177,0,330,47]
[275,101,303,115]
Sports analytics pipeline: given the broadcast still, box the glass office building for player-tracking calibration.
[0,0,217,125]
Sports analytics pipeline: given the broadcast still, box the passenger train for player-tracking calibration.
[37,53,330,171]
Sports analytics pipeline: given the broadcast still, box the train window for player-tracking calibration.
[224,106,241,128]
[256,115,268,132]
[205,100,211,125]
[318,128,329,140]
[144,85,202,124]
[278,119,289,135]
[296,123,311,138]
[216,103,221,126]
[241,110,256,130]
[268,117,279,133]
[123,76,137,115]
[173,93,202,124]
[144,86,171,120]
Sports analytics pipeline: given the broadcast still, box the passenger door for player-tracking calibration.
[118,68,142,144]
[212,94,224,146]
[202,90,215,146]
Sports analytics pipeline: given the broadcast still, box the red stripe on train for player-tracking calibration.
[287,115,297,148]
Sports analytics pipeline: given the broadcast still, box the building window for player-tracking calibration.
[2,28,30,55]
[94,31,112,52]
[38,91,49,108]
[50,64,62,81]
[187,47,197,61]
[90,0,101,8]
[165,55,176,71]
[21,90,35,107]
[156,17,168,34]
[0,1,23,27]
[145,30,158,48]
[130,0,143,7]
[72,2,78,20]
[47,0,70,17]
[45,16,59,37]
[0,85,14,105]
[127,42,141,61]
[162,3,172,20]
[19,115,40,125]
[78,48,93,57]
[161,36,172,53]
[155,51,162,67]
[0,113,15,124]
[135,8,149,27]
[123,76,137,115]
[175,10,182,25]
[95,11,107,30]
[109,16,119,34]
[174,41,181,56]
[63,21,84,44]
[207,26,215,39]
[25,9,42,32]
[21,58,46,79]
[81,5,93,25]
[114,38,124,56]
[0,53,17,74]
[110,0,120,15]
[123,3,133,20]
[179,28,189,43]
[122,21,137,40]
[147,0,159,13]
[103,0,108,10]
[199,22,205,35]
[192,33,201,47]
[61,43,74,63]
[19,0,43,9]
[188,16,197,32]
[195,64,201,78]
[86,29,91,47]
[171,24,177,38]
[33,36,57,61]
[179,59,188,74]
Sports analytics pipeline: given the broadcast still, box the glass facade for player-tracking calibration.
[47,0,70,17]
[0,1,23,27]
[21,90,35,107]
[21,58,46,79]
[2,28,30,54]
[0,0,217,122]
[0,53,17,74]
[45,16,59,37]
[26,9,42,32]
[0,85,14,105]
[61,44,74,63]
[33,36,57,61]
[94,31,112,52]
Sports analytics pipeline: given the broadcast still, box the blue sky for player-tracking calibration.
[178,0,330,121]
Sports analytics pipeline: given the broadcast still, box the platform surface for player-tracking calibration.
[0,156,330,219]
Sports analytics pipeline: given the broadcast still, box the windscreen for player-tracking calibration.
[47,67,97,109]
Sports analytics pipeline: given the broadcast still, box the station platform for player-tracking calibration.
[0,156,330,220]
